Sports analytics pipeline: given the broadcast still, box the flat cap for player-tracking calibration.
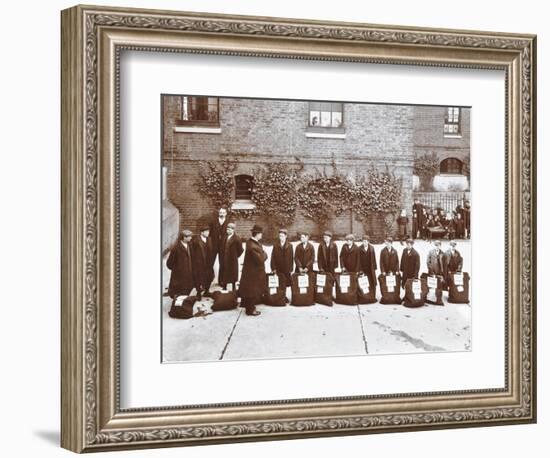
[251,224,263,233]
[279,228,288,235]
[345,233,355,241]
[323,230,333,238]
[181,229,193,237]
[227,222,236,229]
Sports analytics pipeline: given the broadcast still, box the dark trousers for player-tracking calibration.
[241,297,259,315]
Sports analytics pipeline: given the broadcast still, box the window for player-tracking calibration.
[234,175,253,201]
[308,102,343,128]
[444,107,461,135]
[440,158,463,175]
[180,96,219,125]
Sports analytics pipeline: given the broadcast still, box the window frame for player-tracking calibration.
[176,95,220,127]
[443,106,461,136]
[234,174,254,202]
[307,101,344,130]
[440,157,464,175]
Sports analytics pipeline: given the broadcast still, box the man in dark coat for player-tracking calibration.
[400,238,421,289]
[412,199,424,238]
[340,234,360,272]
[358,235,377,292]
[427,240,447,276]
[209,207,231,282]
[444,240,463,285]
[380,237,399,274]
[295,232,315,274]
[192,225,214,299]
[270,228,294,286]
[239,225,268,316]
[317,230,339,273]
[218,222,243,290]
[166,229,195,298]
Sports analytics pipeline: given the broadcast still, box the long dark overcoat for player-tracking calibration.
[239,238,268,299]
[340,243,361,272]
[294,242,315,273]
[400,247,421,286]
[317,241,339,273]
[358,243,377,287]
[209,216,231,257]
[380,247,399,274]
[192,235,214,289]
[270,241,294,286]
[166,242,195,297]
[219,234,243,285]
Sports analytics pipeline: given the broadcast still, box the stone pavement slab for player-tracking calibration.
[359,303,471,355]
[162,296,242,362]
[221,304,367,361]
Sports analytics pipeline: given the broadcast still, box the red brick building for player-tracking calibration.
[162,95,470,248]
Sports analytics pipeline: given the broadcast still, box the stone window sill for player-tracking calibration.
[174,126,222,134]
[443,134,463,139]
[231,201,256,210]
[305,131,346,139]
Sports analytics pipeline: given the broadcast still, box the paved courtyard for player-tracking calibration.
[162,240,471,363]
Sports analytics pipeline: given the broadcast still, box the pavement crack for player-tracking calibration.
[371,321,446,352]
[356,306,369,354]
[219,309,243,360]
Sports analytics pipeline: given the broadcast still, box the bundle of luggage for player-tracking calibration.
[447,271,470,304]
[263,272,288,307]
[378,273,401,304]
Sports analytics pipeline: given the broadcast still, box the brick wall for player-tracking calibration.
[413,105,471,162]
[162,95,420,242]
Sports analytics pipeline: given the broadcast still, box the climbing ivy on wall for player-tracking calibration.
[196,159,404,236]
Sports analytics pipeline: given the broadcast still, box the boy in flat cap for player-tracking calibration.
[239,224,268,316]
[270,228,293,287]
[444,240,463,286]
[358,235,377,292]
[380,237,399,275]
[294,231,315,274]
[219,222,243,291]
[192,225,214,299]
[400,238,420,289]
[339,234,360,273]
[317,230,339,274]
[427,239,447,277]
[166,229,196,298]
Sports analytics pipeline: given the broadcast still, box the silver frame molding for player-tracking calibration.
[61,4,536,453]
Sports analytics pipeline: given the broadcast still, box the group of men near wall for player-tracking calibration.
[166,207,466,317]
[399,199,471,241]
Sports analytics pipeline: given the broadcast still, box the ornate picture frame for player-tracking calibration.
[61,4,536,453]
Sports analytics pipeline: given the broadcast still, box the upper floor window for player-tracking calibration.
[180,96,219,125]
[234,174,254,201]
[440,157,463,175]
[444,107,461,136]
[308,102,343,128]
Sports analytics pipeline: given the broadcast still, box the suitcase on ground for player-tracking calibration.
[402,278,428,307]
[168,296,198,319]
[421,273,445,305]
[290,272,315,306]
[448,271,470,304]
[211,289,239,311]
[357,273,377,304]
[314,272,334,306]
[334,272,358,305]
[378,273,402,304]
[263,272,287,306]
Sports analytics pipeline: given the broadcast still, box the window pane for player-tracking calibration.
[320,111,332,127]
[309,101,321,111]
[309,111,320,126]
[332,111,342,127]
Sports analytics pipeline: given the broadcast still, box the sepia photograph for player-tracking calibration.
[161,94,472,363]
